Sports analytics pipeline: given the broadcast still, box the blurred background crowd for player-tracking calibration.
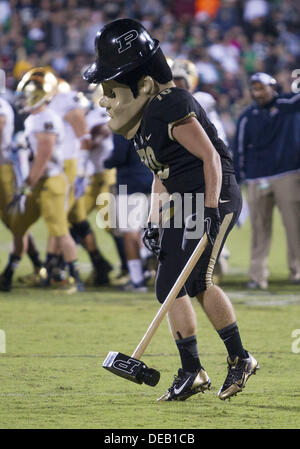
[1,0,300,146]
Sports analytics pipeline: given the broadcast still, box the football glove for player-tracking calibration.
[204,207,220,246]
[142,223,160,257]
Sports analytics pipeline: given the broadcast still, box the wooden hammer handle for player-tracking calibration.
[132,233,208,360]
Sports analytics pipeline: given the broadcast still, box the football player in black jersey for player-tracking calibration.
[84,18,259,401]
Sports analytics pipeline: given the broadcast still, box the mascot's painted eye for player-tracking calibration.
[102,84,116,99]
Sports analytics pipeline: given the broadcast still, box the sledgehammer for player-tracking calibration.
[102,233,208,387]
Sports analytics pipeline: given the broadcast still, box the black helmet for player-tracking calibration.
[83,18,160,84]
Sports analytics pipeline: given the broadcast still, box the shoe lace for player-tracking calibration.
[223,360,245,388]
[169,370,185,391]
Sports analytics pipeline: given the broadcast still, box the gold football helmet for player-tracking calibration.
[91,84,104,108]
[57,78,71,94]
[171,59,199,93]
[75,91,90,109]
[56,78,89,108]
[165,56,174,68]
[16,67,58,113]
[85,83,104,108]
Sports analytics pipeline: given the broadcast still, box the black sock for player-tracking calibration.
[90,249,102,266]
[176,335,201,373]
[113,235,128,271]
[67,260,81,281]
[57,254,66,271]
[45,253,58,266]
[217,322,247,361]
[28,250,43,270]
[45,253,59,273]
[27,235,43,269]
[89,249,111,271]
[3,254,21,278]
[45,253,62,283]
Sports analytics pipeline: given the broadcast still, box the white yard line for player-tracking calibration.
[228,291,300,306]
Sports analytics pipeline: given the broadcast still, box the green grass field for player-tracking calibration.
[0,206,300,430]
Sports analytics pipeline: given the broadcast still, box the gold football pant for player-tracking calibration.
[63,158,78,213]
[10,174,69,237]
[68,169,116,230]
[0,163,16,228]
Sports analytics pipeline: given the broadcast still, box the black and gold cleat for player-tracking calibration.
[157,368,211,402]
[218,351,259,400]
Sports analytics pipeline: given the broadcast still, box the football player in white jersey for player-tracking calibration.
[0,95,15,228]
[0,95,23,291]
[49,78,91,211]
[171,59,231,282]
[48,78,92,282]
[50,81,113,285]
[0,96,46,288]
[0,68,83,292]
[0,95,27,291]
[85,85,114,178]
[171,59,228,144]
[68,84,116,285]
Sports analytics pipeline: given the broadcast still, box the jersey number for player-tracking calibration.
[137,146,169,180]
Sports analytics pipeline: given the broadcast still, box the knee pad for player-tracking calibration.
[70,220,92,242]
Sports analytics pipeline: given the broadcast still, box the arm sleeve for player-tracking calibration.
[232,114,248,184]
[30,112,62,137]
[276,93,300,112]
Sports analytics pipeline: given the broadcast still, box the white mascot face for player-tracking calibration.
[99,78,152,139]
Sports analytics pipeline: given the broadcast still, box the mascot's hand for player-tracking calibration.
[204,207,220,246]
[142,223,160,257]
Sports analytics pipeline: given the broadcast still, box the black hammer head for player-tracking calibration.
[102,351,160,387]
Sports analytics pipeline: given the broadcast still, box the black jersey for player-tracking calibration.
[133,87,234,194]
